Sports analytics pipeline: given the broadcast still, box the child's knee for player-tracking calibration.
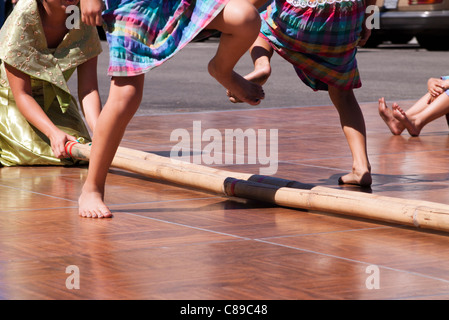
[226,0,260,33]
[111,76,144,107]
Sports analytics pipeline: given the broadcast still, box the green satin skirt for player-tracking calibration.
[0,86,91,166]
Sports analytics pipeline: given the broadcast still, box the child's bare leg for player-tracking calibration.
[391,104,420,137]
[228,37,273,103]
[393,93,449,137]
[404,92,436,116]
[78,75,145,218]
[328,86,372,187]
[379,93,433,135]
[378,97,404,135]
[247,37,273,86]
[206,0,265,105]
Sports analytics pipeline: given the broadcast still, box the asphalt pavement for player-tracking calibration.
[77,38,448,116]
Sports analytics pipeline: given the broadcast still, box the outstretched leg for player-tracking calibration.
[378,97,405,135]
[378,93,436,135]
[328,86,372,187]
[393,93,449,137]
[391,104,420,137]
[206,0,265,105]
[78,75,145,218]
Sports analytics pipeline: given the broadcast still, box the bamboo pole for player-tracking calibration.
[66,142,449,233]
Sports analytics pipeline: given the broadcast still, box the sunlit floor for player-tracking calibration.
[2,101,449,300]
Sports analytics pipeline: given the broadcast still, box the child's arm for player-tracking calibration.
[4,63,77,159]
[80,0,104,26]
[77,56,102,133]
[359,0,378,47]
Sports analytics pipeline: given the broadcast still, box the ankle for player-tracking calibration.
[208,58,231,79]
[81,182,104,197]
[254,59,271,74]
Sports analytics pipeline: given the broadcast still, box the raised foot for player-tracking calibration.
[228,63,271,103]
[208,59,265,106]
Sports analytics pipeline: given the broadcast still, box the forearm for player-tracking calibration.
[79,91,101,132]
[77,57,101,132]
[5,63,76,158]
[5,63,61,139]
[15,94,62,139]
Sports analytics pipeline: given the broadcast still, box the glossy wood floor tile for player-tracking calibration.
[2,101,449,300]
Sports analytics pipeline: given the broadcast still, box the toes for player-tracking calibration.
[79,207,112,218]
[98,207,113,218]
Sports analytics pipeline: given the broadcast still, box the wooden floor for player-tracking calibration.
[2,100,449,300]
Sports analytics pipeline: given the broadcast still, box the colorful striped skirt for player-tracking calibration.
[260,0,365,91]
[102,0,229,77]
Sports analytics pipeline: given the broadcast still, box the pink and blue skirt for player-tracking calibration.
[102,0,228,76]
[260,0,366,91]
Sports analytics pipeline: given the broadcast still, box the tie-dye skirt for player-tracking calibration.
[260,0,365,91]
[102,0,229,77]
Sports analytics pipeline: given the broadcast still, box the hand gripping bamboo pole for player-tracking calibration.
[66,141,449,233]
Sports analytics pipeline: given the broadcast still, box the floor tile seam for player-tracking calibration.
[254,238,449,285]
[280,161,350,171]
[0,206,78,213]
[132,103,339,117]
[118,142,281,161]
[256,225,393,241]
[46,211,449,287]
[0,196,224,213]
[116,145,449,168]
[280,161,449,182]
[117,211,437,278]
[0,172,86,181]
[286,157,419,167]
[118,143,449,171]
[122,211,253,241]
[0,238,249,267]
[109,196,223,207]
[108,147,355,173]
[284,149,449,165]
[392,291,449,300]
[132,99,411,118]
[0,184,78,203]
[370,148,449,155]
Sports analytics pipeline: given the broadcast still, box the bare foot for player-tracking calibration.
[338,170,372,187]
[392,103,420,137]
[378,97,404,135]
[208,58,265,106]
[228,61,271,103]
[78,187,112,218]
